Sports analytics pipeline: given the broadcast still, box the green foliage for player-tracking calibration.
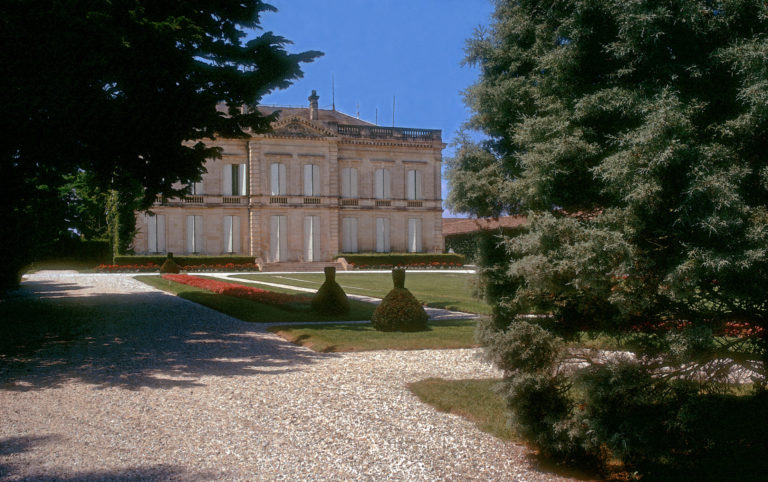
[1,1,321,290]
[371,269,428,332]
[337,253,465,267]
[451,0,768,473]
[159,253,180,274]
[115,255,255,266]
[311,267,350,316]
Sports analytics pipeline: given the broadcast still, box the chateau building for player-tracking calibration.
[133,91,445,264]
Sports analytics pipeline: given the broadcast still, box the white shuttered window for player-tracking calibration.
[375,217,390,253]
[186,215,203,253]
[223,215,240,253]
[222,164,247,195]
[406,170,423,200]
[304,215,321,261]
[341,167,358,198]
[407,218,422,253]
[270,163,287,195]
[341,217,358,253]
[269,215,287,262]
[304,164,320,196]
[374,168,390,199]
[147,214,165,253]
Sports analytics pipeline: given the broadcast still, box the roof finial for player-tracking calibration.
[308,90,319,121]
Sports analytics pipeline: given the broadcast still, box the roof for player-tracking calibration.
[257,106,375,127]
[442,216,528,236]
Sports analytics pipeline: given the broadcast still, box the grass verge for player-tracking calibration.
[136,275,376,323]
[267,319,478,352]
[408,378,512,440]
[235,272,491,314]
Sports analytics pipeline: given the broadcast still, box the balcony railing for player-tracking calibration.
[407,200,423,208]
[375,200,391,207]
[270,196,288,204]
[340,199,359,206]
[303,197,321,205]
[185,195,204,204]
[335,124,440,141]
[222,196,244,204]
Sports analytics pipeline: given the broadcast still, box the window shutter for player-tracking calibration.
[193,182,203,195]
[223,165,233,196]
[408,218,422,252]
[157,215,166,253]
[148,215,157,253]
[304,216,315,261]
[383,169,391,198]
[194,216,203,253]
[270,215,279,261]
[342,217,358,253]
[375,169,383,199]
[270,163,279,195]
[341,168,350,198]
[238,164,247,196]
[415,170,422,199]
[407,170,415,200]
[304,164,313,196]
[224,216,233,253]
[376,217,390,252]
[186,216,195,253]
[279,163,286,195]
[232,215,240,253]
[350,168,358,198]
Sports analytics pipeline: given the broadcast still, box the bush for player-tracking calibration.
[371,268,428,332]
[114,255,255,266]
[311,267,350,315]
[159,253,180,274]
[337,253,465,269]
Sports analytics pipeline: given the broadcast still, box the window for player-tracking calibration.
[374,168,390,199]
[304,164,320,196]
[407,218,422,253]
[406,170,422,200]
[342,217,358,253]
[341,167,358,198]
[375,217,390,253]
[223,164,247,195]
[186,215,203,253]
[269,215,287,261]
[270,163,287,195]
[223,215,240,253]
[147,214,165,253]
[191,181,204,195]
[304,215,320,261]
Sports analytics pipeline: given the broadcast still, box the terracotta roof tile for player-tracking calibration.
[442,216,528,236]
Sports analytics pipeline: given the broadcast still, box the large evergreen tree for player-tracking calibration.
[0,1,320,289]
[449,0,768,473]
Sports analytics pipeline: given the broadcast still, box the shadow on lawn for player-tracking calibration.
[0,435,214,480]
[0,281,334,392]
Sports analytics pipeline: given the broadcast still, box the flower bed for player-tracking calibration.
[161,274,309,306]
[96,262,259,273]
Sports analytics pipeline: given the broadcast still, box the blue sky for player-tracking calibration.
[256,0,495,216]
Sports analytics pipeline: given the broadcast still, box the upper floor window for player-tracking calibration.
[270,163,286,195]
[304,164,320,196]
[374,168,391,199]
[406,169,422,200]
[191,181,204,195]
[341,167,358,198]
[223,164,247,196]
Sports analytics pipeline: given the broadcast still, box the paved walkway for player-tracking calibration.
[0,272,572,481]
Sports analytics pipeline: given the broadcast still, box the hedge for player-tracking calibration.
[336,253,465,268]
[445,227,529,263]
[114,255,256,266]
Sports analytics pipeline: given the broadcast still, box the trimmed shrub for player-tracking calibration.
[114,255,255,266]
[337,253,465,269]
[371,268,428,332]
[311,267,350,315]
[159,253,180,274]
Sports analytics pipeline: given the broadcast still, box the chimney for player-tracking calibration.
[308,90,319,121]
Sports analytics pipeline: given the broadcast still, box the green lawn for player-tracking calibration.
[267,319,478,352]
[234,272,491,314]
[136,275,376,323]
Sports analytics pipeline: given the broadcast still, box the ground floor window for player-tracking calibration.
[223,215,240,253]
[341,217,358,253]
[407,218,422,253]
[304,215,320,261]
[186,215,203,253]
[147,214,165,253]
[376,217,390,253]
[270,215,287,262]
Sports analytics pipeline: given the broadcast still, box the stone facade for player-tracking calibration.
[132,92,445,263]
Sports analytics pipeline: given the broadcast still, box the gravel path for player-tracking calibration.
[1,272,573,481]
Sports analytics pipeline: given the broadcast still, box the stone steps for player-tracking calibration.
[259,261,345,273]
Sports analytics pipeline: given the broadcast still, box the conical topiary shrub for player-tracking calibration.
[311,267,350,315]
[371,268,428,332]
[159,252,181,274]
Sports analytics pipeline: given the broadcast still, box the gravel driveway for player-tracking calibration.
[1,272,572,481]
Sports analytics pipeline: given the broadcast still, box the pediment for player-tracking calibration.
[268,116,337,138]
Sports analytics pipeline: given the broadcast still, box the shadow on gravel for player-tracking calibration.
[0,436,214,481]
[0,284,335,392]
